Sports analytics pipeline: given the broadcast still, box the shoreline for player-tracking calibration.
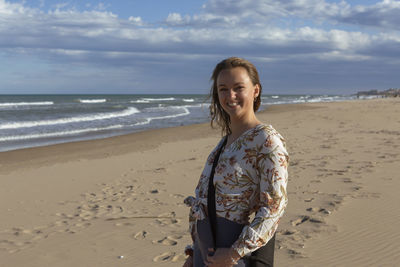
[0,101,321,174]
[0,94,364,154]
[1,97,399,266]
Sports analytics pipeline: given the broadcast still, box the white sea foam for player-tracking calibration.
[358,95,380,100]
[271,96,279,99]
[131,100,150,103]
[0,107,140,130]
[268,101,291,105]
[144,104,205,112]
[0,101,54,107]
[182,103,207,108]
[307,98,322,102]
[291,99,306,103]
[183,98,194,102]
[141,97,175,101]
[78,99,107,103]
[132,107,190,126]
[0,125,124,142]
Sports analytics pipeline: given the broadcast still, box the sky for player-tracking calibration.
[0,0,399,95]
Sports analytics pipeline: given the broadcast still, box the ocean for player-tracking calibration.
[0,94,370,152]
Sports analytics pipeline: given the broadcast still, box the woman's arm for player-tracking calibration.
[231,133,289,257]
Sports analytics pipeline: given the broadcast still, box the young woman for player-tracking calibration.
[183,57,289,267]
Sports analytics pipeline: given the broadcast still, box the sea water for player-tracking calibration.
[0,94,361,152]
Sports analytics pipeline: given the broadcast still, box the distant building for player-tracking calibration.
[382,88,400,97]
[357,88,399,98]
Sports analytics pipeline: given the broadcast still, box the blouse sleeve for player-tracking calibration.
[231,133,289,257]
[188,200,197,243]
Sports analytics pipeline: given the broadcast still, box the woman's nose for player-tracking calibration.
[228,89,236,98]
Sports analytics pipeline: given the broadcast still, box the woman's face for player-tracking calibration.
[217,67,259,121]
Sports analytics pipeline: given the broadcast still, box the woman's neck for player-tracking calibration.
[229,114,261,139]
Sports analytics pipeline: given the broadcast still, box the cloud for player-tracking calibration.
[0,1,393,58]
[189,0,351,25]
[337,0,400,30]
[0,0,399,94]
[0,0,29,14]
[128,16,144,26]
[1,0,397,55]
[185,0,400,31]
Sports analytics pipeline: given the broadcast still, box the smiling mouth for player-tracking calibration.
[227,102,239,107]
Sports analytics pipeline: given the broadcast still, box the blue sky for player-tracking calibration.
[0,0,399,95]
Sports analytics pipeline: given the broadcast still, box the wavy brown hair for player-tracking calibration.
[209,57,262,136]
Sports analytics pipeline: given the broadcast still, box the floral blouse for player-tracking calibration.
[184,124,289,257]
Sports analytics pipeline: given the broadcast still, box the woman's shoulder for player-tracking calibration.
[254,124,287,151]
[254,124,284,139]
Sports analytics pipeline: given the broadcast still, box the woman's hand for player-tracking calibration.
[205,247,241,267]
[183,255,193,267]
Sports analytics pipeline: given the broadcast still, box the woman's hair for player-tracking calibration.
[209,57,263,136]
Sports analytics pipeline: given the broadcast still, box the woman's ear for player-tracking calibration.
[254,84,260,98]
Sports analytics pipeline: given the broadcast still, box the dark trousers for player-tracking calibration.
[193,217,275,267]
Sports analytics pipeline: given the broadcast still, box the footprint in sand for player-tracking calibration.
[328,200,342,208]
[154,168,167,173]
[172,254,187,262]
[153,235,182,246]
[154,237,177,246]
[287,248,304,258]
[291,216,310,226]
[281,229,298,236]
[133,230,147,240]
[155,218,181,226]
[291,215,324,226]
[152,212,180,226]
[318,208,331,214]
[306,207,331,214]
[306,207,319,212]
[343,178,353,183]
[153,252,175,262]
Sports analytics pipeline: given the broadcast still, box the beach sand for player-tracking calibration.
[1,98,399,267]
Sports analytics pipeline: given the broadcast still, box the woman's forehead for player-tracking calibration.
[217,67,251,85]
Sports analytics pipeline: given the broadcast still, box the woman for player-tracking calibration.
[183,57,289,267]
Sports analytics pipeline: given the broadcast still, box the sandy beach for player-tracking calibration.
[1,97,399,267]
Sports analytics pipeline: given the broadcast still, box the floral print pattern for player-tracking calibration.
[185,124,289,257]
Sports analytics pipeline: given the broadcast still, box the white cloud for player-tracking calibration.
[0,0,399,94]
[128,16,144,26]
[0,0,29,15]
[199,0,400,30]
[338,0,400,30]
[166,12,186,25]
[0,0,398,64]
[201,0,351,22]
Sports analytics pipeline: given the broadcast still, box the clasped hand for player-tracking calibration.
[182,247,240,267]
[205,247,238,267]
